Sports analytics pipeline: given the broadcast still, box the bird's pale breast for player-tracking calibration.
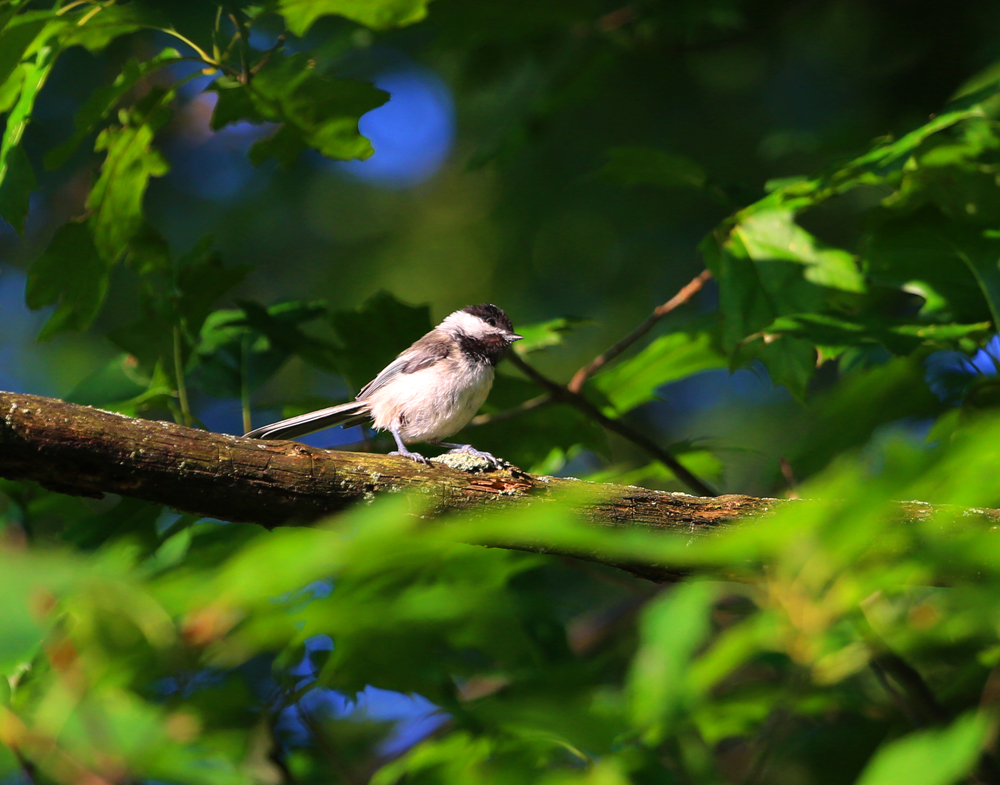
[367,359,494,443]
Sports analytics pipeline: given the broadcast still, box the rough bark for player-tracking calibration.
[1,391,996,582]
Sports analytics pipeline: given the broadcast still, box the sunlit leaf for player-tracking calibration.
[0,43,55,232]
[191,301,328,399]
[43,3,167,54]
[209,53,388,165]
[764,313,992,358]
[279,0,431,34]
[86,90,171,264]
[0,63,23,114]
[0,12,49,89]
[45,48,182,171]
[592,331,726,413]
[514,316,590,354]
[735,209,865,295]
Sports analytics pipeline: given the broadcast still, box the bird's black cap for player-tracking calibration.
[462,303,515,334]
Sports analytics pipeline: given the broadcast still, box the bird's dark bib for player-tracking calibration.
[459,333,510,366]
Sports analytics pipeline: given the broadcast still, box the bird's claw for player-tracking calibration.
[446,444,505,467]
[390,449,431,465]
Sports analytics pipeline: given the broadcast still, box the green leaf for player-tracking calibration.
[738,333,817,402]
[108,238,248,375]
[628,582,716,742]
[744,89,998,219]
[0,43,55,232]
[66,353,173,414]
[856,714,986,785]
[866,211,1000,326]
[0,12,49,89]
[597,146,708,190]
[209,53,388,165]
[61,496,162,551]
[191,301,327,399]
[108,315,173,371]
[764,313,992,358]
[734,209,865,295]
[703,208,864,388]
[67,353,149,406]
[592,331,726,414]
[0,62,22,113]
[513,316,590,354]
[25,222,109,340]
[789,357,944,478]
[701,226,777,352]
[278,0,431,34]
[44,3,167,54]
[86,90,172,264]
[328,290,432,390]
[45,48,182,171]
[174,239,249,337]
[236,298,337,369]
[0,141,34,233]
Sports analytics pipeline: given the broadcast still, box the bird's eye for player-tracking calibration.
[486,317,497,327]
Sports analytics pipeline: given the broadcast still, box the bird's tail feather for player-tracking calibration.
[244,401,370,440]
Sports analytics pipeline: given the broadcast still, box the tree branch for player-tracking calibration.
[0,391,995,583]
[567,269,712,393]
[507,354,718,496]
[491,270,716,496]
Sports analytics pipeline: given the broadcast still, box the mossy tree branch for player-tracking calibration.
[0,391,996,582]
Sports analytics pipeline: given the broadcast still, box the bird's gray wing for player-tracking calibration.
[357,332,452,400]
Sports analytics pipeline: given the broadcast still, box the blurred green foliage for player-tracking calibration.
[5,0,1000,783]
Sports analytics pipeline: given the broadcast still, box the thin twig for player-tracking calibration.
[779,457,799,500]
[13,750,37,785]
[870,650,949,726]
[240,334,252,435]
[250,34,286,78]
[161,28,217,67]
[75,2,106,26]
[55,0,91,16]
[869,658,925,728]
[861,612,950,728]
[507,353,717,496]
[977,666,1000,785]
[227,12,249,83]
[173,326,192,428]
[299,707,364,785]
[568,269,712,394]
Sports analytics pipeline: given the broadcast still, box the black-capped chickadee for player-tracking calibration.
[244,304,523,465]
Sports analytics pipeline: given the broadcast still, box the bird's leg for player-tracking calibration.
[433,441,504,467]
[389,429,430,465]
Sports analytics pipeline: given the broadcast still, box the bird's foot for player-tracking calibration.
[444,443,506,467]
[390,448,431,465]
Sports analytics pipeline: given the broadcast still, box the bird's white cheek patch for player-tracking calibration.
[440,310,489,338]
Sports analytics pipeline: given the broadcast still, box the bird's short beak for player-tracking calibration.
[508,333,524,342]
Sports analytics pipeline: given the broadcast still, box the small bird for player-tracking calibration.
[244,304,523,465]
